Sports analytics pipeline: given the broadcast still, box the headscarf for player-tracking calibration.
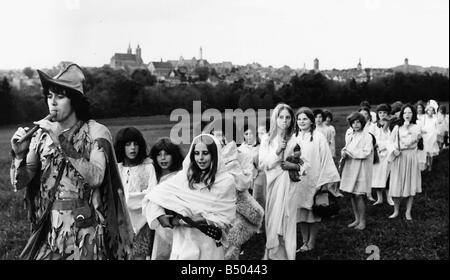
[143,134,236,229]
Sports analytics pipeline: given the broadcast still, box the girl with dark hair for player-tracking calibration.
[323,109,337,158]
[114,127,157,259]
[148,137,184,260]
[260,104,307,260]
[416,102,426,124]
[339,112,374,230]
[143,134,236,260]
[314,109,335,157]
[294,107,340,252]
[150,137,184,183]
[387,104,422,220]
[11,64,133,260]
[372,104,394,206]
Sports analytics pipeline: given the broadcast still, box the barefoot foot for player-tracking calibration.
[355,223,366,230]
[388,212,398,219]
[347,220,359,227]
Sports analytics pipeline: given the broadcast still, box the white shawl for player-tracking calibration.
[143,134,236,230]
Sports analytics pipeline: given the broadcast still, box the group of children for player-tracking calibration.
[113,99,448,260]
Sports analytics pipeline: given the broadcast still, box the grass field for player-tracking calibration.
[0,105,448,260]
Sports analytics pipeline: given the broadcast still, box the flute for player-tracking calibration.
[16,112,56,144]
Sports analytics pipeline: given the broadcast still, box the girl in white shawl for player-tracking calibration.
[294,107,340,252]
[260,104,308,260]
[147,137,184,260]
[143,134,236,260]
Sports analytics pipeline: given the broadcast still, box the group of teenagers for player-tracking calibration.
[9,63,449,260]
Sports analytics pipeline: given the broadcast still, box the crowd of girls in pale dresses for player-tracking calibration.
[112,99,448,260]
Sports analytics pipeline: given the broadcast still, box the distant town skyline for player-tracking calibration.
[1,0,448,70]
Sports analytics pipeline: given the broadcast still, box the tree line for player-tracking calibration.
[0,66,448,126]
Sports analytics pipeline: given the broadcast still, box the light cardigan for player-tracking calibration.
[118,157,157,234]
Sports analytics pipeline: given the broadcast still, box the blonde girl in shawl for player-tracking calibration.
[294,107,340,252]
[422,102,439,171]
[147,137,184,260]
[143,134,236,260]
[372,104,394,206]
[339,112,374,230]
[114,127,157,259]
[260,104,308,260]
[387,104,422,220]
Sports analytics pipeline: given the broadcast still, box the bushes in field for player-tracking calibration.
[1,66,448,125]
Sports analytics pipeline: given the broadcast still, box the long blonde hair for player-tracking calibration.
[268,103,295,144]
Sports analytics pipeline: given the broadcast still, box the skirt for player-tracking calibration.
[297,208,321,223]
[371,156,390,189]
[389,149,422,198]
[339,157,373,195]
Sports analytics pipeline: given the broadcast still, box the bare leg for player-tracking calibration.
[355,195,366,230]
[298,223,310,252]
[373,189,383,205]
[305,222,320,250]
[348,195,359,227]
[389,197,400,218]
[405,196,414,220]
[386,190,394,205]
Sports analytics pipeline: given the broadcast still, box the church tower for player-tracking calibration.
[357,58,362,71]
[136,44,142,63]
[127,43,132,54]
[314,58,319,72]
[404,58,409,72]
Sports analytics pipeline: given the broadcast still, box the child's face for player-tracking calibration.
[426,107,435,116]
[403,107,413,123]
[194,142,212,171]
[157,150,173,170]
[352,120,362,131]
[315,114,323,125]
[243,129,255,144]
[417,106,424,114]
[325,116,332,125]
[378,111,389,121]
[297,113,312,132]
[125,141,139,160]
[294,150,301,157]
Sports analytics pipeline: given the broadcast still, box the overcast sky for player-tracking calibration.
[1,0,448,70]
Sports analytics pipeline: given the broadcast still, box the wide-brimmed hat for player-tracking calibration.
[37,63,85,96]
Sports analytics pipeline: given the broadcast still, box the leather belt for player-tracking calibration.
[52,199,88,211]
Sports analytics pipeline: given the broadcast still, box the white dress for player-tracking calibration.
[150,172,176,260]
[259,134,308,260]
[118,157,157,234]
[339,129,373,195]
[317,124,335,158]
[388,125,422,197]
[371,125,391,189]
[294,131,340,223]
[421,116,439,156]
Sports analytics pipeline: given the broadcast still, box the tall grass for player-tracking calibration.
[0,106,448,260]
